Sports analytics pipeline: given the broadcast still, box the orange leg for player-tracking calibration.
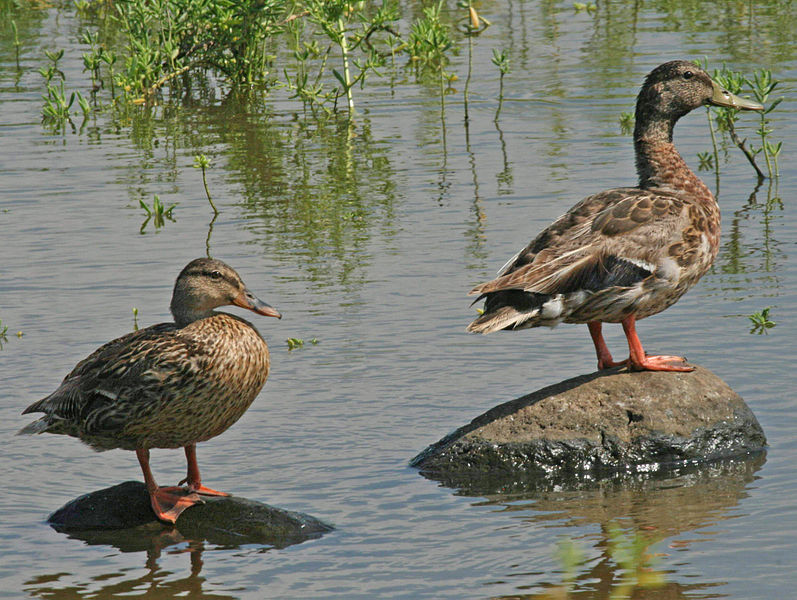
[587,321,627,370]
[620,315,694,372]
[136,448,202,524]
[177,444,229,497]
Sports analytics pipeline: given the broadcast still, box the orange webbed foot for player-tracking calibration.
[177,477,229,497]
[628,354,695,372]
[149,486,204,524]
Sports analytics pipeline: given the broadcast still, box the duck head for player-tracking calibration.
[171,258,281,326]
[635,60,763,143]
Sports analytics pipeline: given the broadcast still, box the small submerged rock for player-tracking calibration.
[411,365,765,489]
[48,481,332,550]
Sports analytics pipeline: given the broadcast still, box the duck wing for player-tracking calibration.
[471,188,685,297]
[467,189,689,332]
[21,322,190,436]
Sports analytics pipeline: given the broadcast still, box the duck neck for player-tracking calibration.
[170,296,215,328]
[633,112,711,199]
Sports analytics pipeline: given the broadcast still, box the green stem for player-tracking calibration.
[337,18,354,116]
[759,112,773,178]
[727,121,765,180]
[464,6,472,123]
[11,20,20,70]
[206,211,217,258]
[201,166,218,215]
[495,72,504,123]
[705,107,719,175]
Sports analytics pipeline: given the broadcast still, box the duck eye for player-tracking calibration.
[210,270,222,279]
[683,70,694,80]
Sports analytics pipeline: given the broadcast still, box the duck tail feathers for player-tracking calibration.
[467,305,539,333]
[17,417,51,436]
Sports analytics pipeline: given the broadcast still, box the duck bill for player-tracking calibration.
[708,80,764,111]
[234,290,282,319]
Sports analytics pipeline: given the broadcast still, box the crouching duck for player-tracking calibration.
[468,60,763,371]
[19,258,281,523]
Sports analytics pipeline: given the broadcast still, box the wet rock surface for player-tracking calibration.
[48,481,333,550]
[411,365,766,490]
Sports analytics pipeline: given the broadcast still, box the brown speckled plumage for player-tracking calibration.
[22,314,270,451]
[20,258,282,522]
[467,61,762,371]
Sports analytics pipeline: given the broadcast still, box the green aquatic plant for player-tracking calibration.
[606,524,666,599]
[132,307,140,331]
[11,20,20,70]
[618,111,633,135]
[458,2,490,123]
[554,538,586,594]
[544,524,666,599]
[193,154,218,256]
[286,337,319,350]
[301,0,400,117]
[0,318,9,350]
[193,154,218,215]
[111,0,287,100]
[101,49,118,98]
[80,30,103,93]
[21,0,464,120]
[573,2,597,12]
[746,69,783,178]
[407,1,455,86]
[139,194,176,232]
[749,307,775,335]
[39,49,90,128]
[40,49,65,84]
[41,80,89,121]
[697,150,714,171]
[491,47,510,122]
[305,0,358,116]
[697,60,782,181]
[407,1,455,150]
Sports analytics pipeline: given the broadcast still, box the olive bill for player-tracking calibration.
[708,80,764,111]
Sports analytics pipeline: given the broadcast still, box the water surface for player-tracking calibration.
[1,2,796,598]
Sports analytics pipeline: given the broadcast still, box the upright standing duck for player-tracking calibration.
[468,60,762,371]
[19,258,281,523]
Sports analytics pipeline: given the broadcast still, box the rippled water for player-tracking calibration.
[1,2,796,598]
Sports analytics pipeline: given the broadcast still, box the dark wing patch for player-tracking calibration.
[559,254,653,293]
[482,289,547,315]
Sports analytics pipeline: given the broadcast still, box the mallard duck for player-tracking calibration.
[19,258,281,523]
[468,60,763,371]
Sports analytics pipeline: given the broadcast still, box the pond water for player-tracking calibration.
[1,2,796,598]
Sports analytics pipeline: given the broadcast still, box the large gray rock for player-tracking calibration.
[411,366,765,492]
[48,481,332,550]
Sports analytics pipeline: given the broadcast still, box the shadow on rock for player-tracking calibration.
[411,365,766,493]
[47,481,333,551]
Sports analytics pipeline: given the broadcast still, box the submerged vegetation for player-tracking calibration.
[542,524,666,599]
